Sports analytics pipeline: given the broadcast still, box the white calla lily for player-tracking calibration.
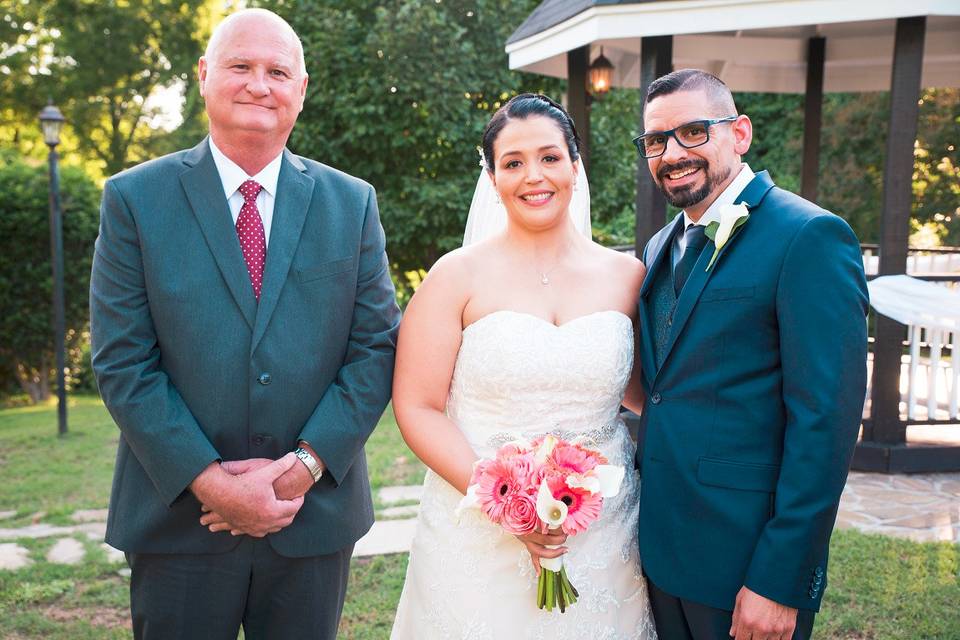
[535,481,568,573]
[715,203,750,249]
[565,472,601,495]
[594,465,626,498]
[705,202,750,271]
[536,481,568,528]
[534,434,559,464]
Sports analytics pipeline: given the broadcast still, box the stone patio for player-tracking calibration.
[836,471,960,543]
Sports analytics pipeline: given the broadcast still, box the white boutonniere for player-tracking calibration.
[704,202,750,271]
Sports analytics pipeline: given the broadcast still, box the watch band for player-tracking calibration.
[294,447,323,483]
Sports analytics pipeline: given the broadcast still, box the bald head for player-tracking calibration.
[205,8,306,75]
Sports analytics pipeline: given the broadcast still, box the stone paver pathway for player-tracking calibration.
[836,471,960,543]
[47,537,86,564]
[0,542,31,570]
[1,472,958,572]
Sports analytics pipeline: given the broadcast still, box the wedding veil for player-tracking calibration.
[461,154,592,247]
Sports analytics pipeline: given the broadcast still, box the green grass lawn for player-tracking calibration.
[1,397,958,639]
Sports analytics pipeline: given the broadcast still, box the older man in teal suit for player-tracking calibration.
[634,69,868,640]
[90,9,400,640]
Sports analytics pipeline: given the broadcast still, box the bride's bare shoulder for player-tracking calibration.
[414,241,496,307]
[589,242,646,283]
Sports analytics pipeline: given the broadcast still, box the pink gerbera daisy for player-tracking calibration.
[545,474,603,536]
[473,451,538,524]
[546,441,606,476]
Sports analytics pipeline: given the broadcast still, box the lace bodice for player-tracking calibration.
[391,309,656,640]
[449,310,634,458]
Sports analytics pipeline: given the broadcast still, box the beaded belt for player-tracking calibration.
[484,422,622,450]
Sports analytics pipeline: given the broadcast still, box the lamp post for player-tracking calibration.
[39,100,68,436]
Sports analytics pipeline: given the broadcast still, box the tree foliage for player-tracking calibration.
[0,0,212,177]
[0,152,100,402]
[267,0,560,291]
[588,88,958,248]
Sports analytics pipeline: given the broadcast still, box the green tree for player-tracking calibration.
[0,0,213,177]
[0,153,100,402]
[588,87,643,246]
[267,0,560,292]
[913,88,960,244]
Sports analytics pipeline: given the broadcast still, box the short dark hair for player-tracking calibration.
[481,93,580,173]
[644,68,737,117]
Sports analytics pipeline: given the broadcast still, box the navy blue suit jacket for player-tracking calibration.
[636,171,868,611]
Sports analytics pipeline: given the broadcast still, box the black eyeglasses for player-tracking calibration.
[632,116,738,158]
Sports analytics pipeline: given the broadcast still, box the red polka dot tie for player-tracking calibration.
[236,179,266,301]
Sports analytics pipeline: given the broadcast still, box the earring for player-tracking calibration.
[573,181,579,192]
[495,192,502,205]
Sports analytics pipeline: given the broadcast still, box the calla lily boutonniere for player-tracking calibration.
[704,202,750,271]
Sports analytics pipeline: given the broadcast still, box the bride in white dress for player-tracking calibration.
[390,94,656,639]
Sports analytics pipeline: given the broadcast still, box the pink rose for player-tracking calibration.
[500,492,539,536]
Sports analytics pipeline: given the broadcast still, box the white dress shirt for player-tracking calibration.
[209,138,283,248]
[675,163,756,261]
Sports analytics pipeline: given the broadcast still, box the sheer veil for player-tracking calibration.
[461,154,592,247]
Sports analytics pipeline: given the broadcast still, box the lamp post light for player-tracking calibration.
[39,100,68,436]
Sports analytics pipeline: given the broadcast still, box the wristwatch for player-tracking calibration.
[294,447,324,483]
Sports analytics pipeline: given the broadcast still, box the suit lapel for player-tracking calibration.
[638,215,684,386]
[179,138,257,330]
[656,170,776,371]
[250,150,314,354]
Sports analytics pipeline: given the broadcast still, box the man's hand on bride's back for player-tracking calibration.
[516,528,568,575]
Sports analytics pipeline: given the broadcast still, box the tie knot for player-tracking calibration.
[685,224,708,251]
[239,179,262,204]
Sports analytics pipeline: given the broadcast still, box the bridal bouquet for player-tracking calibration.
[456,435,625,612]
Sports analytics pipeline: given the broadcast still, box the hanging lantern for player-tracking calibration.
[588,48,614,97]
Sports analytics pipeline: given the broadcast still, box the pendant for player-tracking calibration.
[540,274,550,285]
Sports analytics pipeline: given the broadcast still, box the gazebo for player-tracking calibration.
[506,0,960,472]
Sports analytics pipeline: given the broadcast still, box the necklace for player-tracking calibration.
[535,238,572,286]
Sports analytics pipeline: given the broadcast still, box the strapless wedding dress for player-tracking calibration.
[391,310,656,639]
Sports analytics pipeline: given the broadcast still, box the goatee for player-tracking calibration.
[656,160,731,209]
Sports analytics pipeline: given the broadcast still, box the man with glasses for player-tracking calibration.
[632,69,869,640]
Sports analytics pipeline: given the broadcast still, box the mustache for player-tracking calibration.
[657,159,708,182]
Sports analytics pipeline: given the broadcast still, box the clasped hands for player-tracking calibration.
[190,450,318,538]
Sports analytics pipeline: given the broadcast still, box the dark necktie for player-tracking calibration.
[674,224,708,296]
[236,179,266,301]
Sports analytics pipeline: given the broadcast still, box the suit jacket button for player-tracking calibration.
[257,373,272,385]
[814,567,824,577]
[252,435,265,446]
[651,392,662,404]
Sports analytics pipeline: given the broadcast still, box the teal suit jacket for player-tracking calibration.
[636,171,868,611]
[91,138,401,557]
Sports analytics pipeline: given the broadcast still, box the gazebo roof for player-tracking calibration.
[508,0,639,45]
[506,0,960,92]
